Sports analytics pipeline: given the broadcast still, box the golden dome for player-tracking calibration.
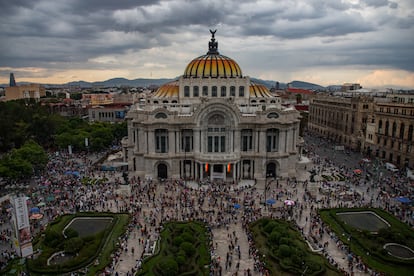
[154,80,179,98]
[184,54,242,78]
[183,30,242,78]
[250,82,272,97]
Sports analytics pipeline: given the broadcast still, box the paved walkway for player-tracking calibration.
[1,146,400,275]
[108,169,373,276]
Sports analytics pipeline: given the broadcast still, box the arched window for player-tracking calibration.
[193,86,199,97]
[230,86,236,97]
[385,121,389,136]
[207,114,226,153]
[221,86,226,97]
[378,120,383,133]
[212,86,217,97]
[239,86,245,97]
[392,122,397,137]
[184,86,190,97]
[155,112,167,119]
[202,86,208,96]
[408,125,413,141]
[267,113,279,119]
[400,123,405,139]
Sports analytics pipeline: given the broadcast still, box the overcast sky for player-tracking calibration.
[0,0,413,88]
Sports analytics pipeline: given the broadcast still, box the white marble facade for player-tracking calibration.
[123,32,301,183]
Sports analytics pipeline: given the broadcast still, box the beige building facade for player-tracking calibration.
[308,93,414,169]
[5,84,46,101]
[308,95,373,151]
[123,32,302,183]
[365,94,414,168]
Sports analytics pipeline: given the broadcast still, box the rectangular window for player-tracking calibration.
[266,129,279,152]
[155,129,168,153]
[220,136,225,152]
[208,136,213,152]
[214,136,219,152]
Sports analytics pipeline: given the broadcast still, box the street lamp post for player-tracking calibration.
[184,140,189,186]
[264,173,272,211]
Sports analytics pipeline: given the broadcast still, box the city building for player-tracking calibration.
[308,93,414,169]
[341,83,362,92]
[123,31,302,183]
[308,94,373,151]
[365,94,414,168]
[88,104,130,123]
[5,83,46,102]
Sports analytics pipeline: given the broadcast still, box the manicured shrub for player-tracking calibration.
[158,257,178,276]
[176,254,186,266]
[279,237,291,246]
[180,232,195,243]
[180,242,196,257]
[44,229,63,248]
[263,221,277,234]
[173,236,184,247]
[268,231,281,245]
[64,237,84,254]
[64,227,79,238]
[278,244,292,257]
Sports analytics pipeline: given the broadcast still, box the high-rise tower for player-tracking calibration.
[9,73,16,87]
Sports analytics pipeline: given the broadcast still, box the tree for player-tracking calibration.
[13,140,48,172]
[64,237,84,254]
[180,241,196,257]
[0,140,48,179]
[158,257,178,276]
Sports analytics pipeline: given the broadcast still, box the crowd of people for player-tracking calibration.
[0,131,413,275]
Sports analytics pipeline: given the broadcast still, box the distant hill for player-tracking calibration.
[66,77,177,88]
[1,77,327,90]
[250,78,287,89]
[288,80,325,90]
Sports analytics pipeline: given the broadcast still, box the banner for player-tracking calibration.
[11,196,33,257]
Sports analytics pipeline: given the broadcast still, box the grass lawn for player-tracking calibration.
[319,207,414,276]
[19,212,129,276]
[137,221,210,276]
[249,218,340,275]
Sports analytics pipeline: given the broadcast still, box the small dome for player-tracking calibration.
[183,30,242,78]
[154,80,179,98]
[250,82,272,97]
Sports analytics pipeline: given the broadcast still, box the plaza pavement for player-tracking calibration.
[110,163,371,276]
[0,147,385,275]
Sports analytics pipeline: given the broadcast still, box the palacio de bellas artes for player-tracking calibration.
[122,30,304,185]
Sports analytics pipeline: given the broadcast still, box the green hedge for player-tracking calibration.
[26,212,129,275]
[137,221,210,276]
[250,218,340,275]
[319,208,414,276]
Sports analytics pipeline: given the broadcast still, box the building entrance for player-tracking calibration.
[157,163,168,179]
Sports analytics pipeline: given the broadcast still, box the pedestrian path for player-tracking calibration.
[212,223,257,275]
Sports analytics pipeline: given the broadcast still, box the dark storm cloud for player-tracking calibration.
[0,0,413,78]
